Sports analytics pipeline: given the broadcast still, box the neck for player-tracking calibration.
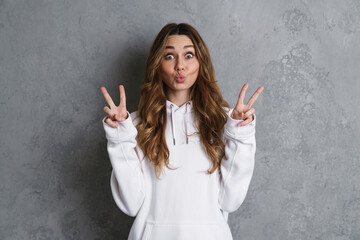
[166,89,191,107]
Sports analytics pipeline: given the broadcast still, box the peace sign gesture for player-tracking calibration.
[231,83,264,127]
[100,85,128,128]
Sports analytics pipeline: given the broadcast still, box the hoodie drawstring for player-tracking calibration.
[170,104,176,145]
[170,101,191,146]
[185,102,191,144]
[170,101,191,145]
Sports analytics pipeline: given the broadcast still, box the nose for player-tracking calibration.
[175,58,185,72]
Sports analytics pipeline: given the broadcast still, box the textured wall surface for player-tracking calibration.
[1,0,359,239]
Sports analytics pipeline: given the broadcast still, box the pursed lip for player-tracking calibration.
[175,73,186,83]
[176,73,185,79]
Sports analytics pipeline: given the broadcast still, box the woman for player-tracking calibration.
[100,23,263,240]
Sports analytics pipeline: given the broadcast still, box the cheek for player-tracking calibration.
[160,62,173,75]
[190,60,200,74]
[159,63,173,84]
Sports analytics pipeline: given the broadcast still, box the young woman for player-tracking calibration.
[100,23,264,240]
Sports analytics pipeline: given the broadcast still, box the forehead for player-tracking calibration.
[165,35,194,47]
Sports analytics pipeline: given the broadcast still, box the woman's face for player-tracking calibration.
[159,35,200,99]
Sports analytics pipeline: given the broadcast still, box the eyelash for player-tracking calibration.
[164,52,195,60]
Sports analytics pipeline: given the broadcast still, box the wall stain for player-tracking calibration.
[258,42,360,238]
[229,14,241,36]
[282,8,315,35]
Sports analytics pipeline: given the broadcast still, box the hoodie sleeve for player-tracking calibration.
[102,112,145,217]
[218,108,256,213]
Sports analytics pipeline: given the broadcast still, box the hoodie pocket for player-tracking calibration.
[141,222,221,240]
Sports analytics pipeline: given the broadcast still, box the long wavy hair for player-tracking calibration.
[135,23,230,178]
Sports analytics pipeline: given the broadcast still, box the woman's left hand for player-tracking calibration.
[231,83,264,127]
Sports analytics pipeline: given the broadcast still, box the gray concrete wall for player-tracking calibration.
[1,0,359,239]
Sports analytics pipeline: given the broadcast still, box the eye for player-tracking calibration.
[165,54,174,60]
[185,53,194,59]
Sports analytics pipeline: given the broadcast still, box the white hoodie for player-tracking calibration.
[102,99,256,240]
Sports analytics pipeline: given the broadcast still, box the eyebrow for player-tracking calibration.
[165,45,194,49]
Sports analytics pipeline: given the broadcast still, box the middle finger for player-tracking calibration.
[246,86,264,108]
[100,87,117,109]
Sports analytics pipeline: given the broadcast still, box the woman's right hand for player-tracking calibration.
[100,85,128,128]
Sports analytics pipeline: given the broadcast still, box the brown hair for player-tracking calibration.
[135,23,230,178]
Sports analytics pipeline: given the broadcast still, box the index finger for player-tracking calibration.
[246,86,264,108]
[236,83,249,106]
[100,86,117,109]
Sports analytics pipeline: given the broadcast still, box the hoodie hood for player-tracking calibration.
[166,99,193,146]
